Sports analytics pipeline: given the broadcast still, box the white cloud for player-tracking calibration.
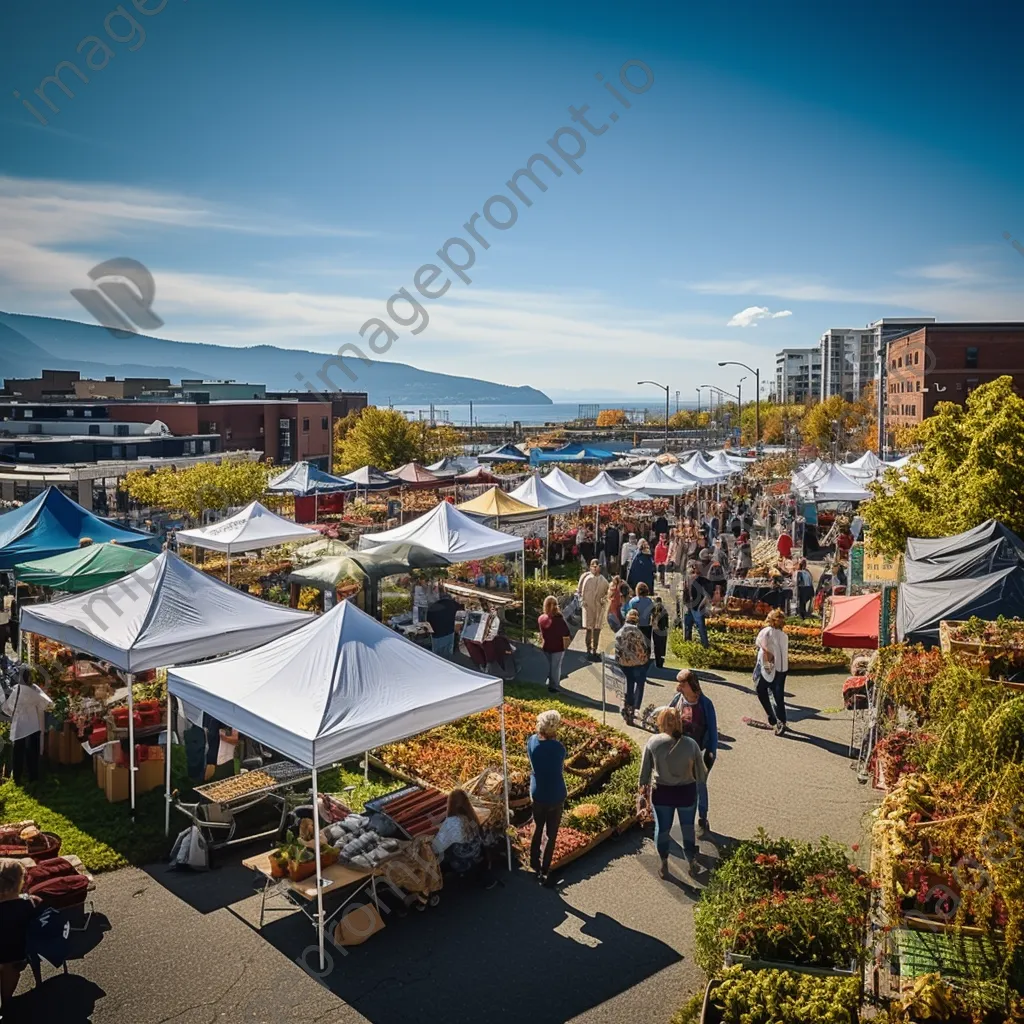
[727,305,793,327]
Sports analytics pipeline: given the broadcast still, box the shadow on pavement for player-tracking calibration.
[143,856,266,914]
[243,851,681,1024]
[10,971,106,1022]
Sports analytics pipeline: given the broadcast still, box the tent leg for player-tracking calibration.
[164,690,172,836]
[127,673,136,819]
[364,752,369,782]
[227,549,231,585]
[500,702,512,872]
[312,767,326,971]
[520,548,526,642]
[601,656,607,725]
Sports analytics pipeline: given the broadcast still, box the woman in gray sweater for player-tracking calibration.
[639,707,708,879]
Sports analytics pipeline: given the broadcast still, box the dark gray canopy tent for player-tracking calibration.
[905,520,1024,564]
[896,564,1024,646]
[902,537,1024,584]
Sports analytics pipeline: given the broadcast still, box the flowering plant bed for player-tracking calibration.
[670,629,847,672]
[693,830,870,976]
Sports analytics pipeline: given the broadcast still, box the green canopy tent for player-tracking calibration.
[15,542,159,593]
[287,542,450,618]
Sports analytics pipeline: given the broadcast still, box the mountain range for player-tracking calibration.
[0,312,552,406]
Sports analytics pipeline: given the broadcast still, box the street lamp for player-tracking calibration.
[695,388,701,416]
[719,361,761,451]
[638,380,670,451]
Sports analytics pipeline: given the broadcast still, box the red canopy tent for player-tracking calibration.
[822,592,880,649]
[454,466,502,485]
[387,462,443,489]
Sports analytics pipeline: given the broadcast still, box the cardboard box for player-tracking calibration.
[47,725,85,766]
[101,762,131,803]
[136,758,164,795]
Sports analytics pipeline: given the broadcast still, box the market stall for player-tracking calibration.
[14,542,158,593]
[166,598,506,970]
[620,462,688,496]
[0,486,160,569]
[477,443,529,464]
[822,592,880,649]
[803,464,873,503]
[174,500,319,583]
[457,487,545,523]
[342,465,398,499]
[266,461,356,523]
[18,550,311,812]
[842,450,886,483]
[386,462,444,490]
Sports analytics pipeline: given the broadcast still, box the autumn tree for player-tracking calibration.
[334,406,420,472]
[596,409,627,427]
[861,376,1024,554]
[120,458,283,519]
[418,422,463,463]
[801,394,873,454]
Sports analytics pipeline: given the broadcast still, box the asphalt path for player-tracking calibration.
[17,632,878,1024]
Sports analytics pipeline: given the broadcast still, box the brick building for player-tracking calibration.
[883,323,1024,443]
[109,399,334,467]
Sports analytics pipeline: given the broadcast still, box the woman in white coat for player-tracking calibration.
[1,666,52,784]
[577,559,610,661]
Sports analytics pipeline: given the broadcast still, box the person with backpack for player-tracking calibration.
[795,558,815,619]
[0,859,41,1013]
[614,610,650,725]
[669,671,719,834]
[650,595,670,670]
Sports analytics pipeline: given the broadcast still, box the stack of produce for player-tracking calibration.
[378,787,449,837]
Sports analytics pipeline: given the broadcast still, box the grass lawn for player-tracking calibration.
[0,750,404,874]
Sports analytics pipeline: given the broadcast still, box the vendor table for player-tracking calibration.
[725,577,793,612]
[438,581,520,607]
[243,850,381,931]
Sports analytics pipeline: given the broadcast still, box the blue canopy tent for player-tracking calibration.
[477,443,529,464]
[530,443,616,465]
[0,486,160,570]
[266,461,356,496]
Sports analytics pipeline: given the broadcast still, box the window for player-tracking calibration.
[966,346,979,369]
[23,409,32,418]
[111,445,124,459]
[321,416,329,430]
[898,357,903,367]
[184,440,196,455]
[126,445,137,459]
[202,440,212,453]
[966,377,979,393]
[916,380,921,392]
[27,423,42,434]
[914,351,920,365]
[114,424,129,437]
[88,424,100,436]
[302,418,310,432]
[83,409,92,417]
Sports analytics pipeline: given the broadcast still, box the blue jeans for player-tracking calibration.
[698,760,712,819]
[622,664,647,709]
[684,607,709,647]
[756,670,787,725]
[543,650,565,689]
[431,633,455,657]
[653,802,698,858]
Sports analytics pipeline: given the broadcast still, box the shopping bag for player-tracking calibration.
[170,825,209,870]
[562,595,581,629]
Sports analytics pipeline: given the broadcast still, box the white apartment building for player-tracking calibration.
[775,348,821,403]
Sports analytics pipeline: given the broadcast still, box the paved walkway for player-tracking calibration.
[20,633,877,1024]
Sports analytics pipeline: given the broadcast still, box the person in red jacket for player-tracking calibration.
[777,531,793,560]
[654,533,670,587]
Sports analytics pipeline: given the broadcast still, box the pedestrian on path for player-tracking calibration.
[620,533,638,578]
[639,707,707,879]
[680,562,711,648]
[527,710,567,887]
[607,575,630,633]
[627,539,656,594]
[626,582,654,652]
[614,609,650,725]
[755,608,790,735]
[651,595,670,669]
[0,665,51,785]
[537,596,571,693]
[654,533,670,587]
[604,522,621,575]
[669,670,718,834]
[795,558,814,619]
[577,560,609,661]
[667,529,685,577]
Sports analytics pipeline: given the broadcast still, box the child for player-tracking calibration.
[0,858,40,1012]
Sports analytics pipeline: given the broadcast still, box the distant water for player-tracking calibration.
[393,399,697,426]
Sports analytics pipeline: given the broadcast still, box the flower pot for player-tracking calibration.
[288,859,318,882]
[269,855,287,878]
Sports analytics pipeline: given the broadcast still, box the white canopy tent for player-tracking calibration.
[167,599,506,970]
[508,475,580,516]
[843,451,885,483]
[705,451,747,475]
[175,501,319,582]
[791,458,829,492]
[620,463,687,496]
[358,500,523,560]
[660,463,702,490]
[582,471,652,504]
[708,449,756,465]
[680,452,729,482]
[540,467,596,502]
[19,551,311,811]
[804,464,874,502]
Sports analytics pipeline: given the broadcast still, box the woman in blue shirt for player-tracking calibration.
[526,709,568,886]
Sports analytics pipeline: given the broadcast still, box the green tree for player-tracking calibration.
[801,395,871,454]
[418,422,463,463]
[861,377,1024,555]
[335,406,420,472]
[121,458,283,519]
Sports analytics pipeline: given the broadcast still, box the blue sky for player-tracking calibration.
[2,0,1023,398]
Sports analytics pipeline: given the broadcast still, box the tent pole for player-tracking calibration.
[127,672,136,818]
[364,752,369,782]
[544,515,550,579]
[601,656,607,725]
[227,545,231,585]
[520,547,526,642]
[164,689,172,836]
[500,701,512,871]
[312,765,326,971]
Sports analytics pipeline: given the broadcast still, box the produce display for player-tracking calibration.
[693,830,869,977]
[196,770,278,803]
[670,622,848,672]
[703,966,861,1024]
[377,695,639,871]
[378,787,449,837]
[867,642,1024,1018]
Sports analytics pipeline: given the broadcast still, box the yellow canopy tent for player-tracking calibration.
[456,486,546,523]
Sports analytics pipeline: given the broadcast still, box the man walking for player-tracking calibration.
[680,561,711,648]
[577,559,610,661]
